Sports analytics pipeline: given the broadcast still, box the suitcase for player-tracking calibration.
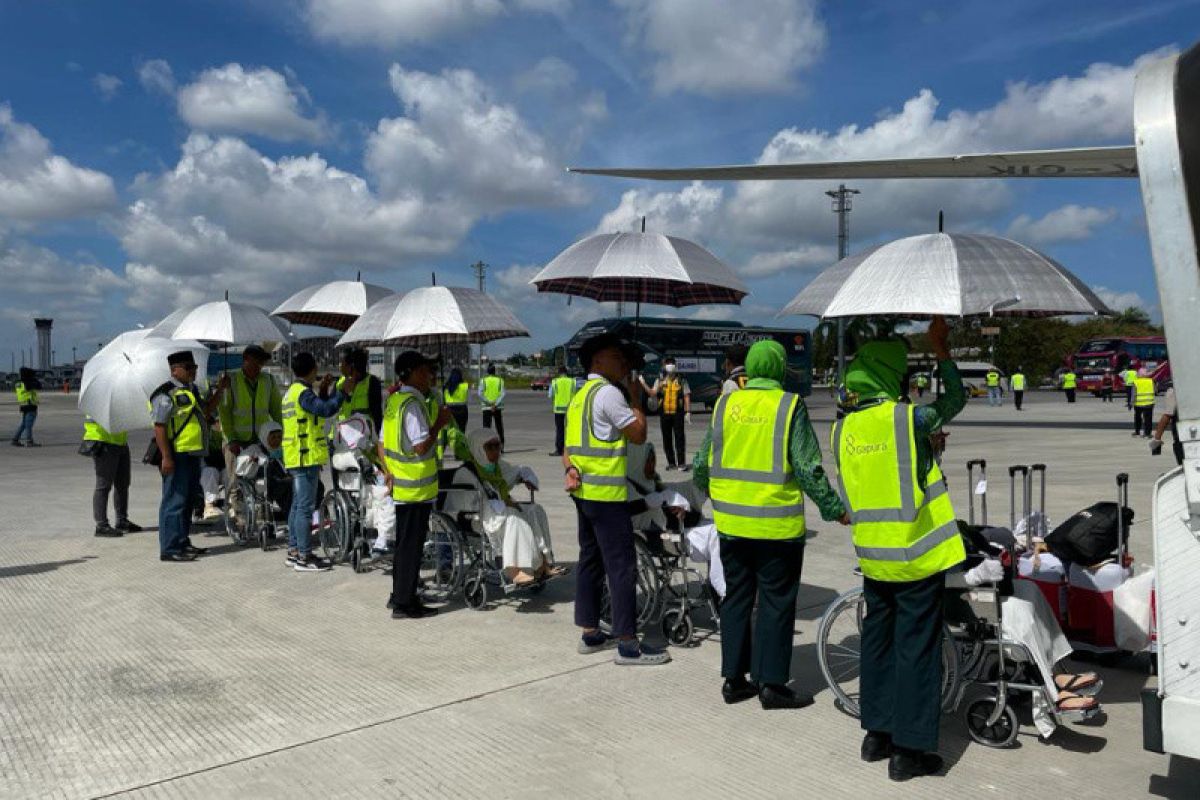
[1065,473,1133,650]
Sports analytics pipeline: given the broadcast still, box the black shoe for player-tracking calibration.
[722,677,759,704]
[386,597,397,610]
[10,440,21,447]
[182,543,208,555]
[549,451,562,456]
[392,602,438,619]
[115,520,143,533]
[160,552,196,562]
[861,731,893,763]
[665,464,677,471]
[26,441,41,447]
[758,684,814,710]
[888,749,943,782]
[680,464,691,472]
[94,524,123,538]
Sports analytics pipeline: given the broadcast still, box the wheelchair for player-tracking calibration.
[319,448,383,572]
[222,450,280,550]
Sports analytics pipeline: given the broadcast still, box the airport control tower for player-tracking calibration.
[34,318,52,369]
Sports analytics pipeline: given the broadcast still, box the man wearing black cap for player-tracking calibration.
[564,333,670,665]
[151,351,225,562]
[218,345,281,521]
[378,351,452,617]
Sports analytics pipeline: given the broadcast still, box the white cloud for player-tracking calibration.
[0,104,117,222]
[176,63,327,142]
[306,0,504,45]
[92,73,122,101]
[1006,204,1117,245]
[616,0,825,95]
[1093,285,1153,314]
[515,56,578,94]
[138,59,176,95]
[742,244,837,278]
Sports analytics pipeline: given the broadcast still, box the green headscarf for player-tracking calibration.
[745,339,787,387]
[845,340,909,401]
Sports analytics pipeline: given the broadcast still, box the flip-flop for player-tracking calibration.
[546,565,570,577]
[1055,672,1101,696]
[1055,692,1099,713]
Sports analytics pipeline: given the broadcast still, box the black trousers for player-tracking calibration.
[718,536,805,686]
[659,411,686,467]
[1135,406,1155,437]
[573,498,637,638]
[482,408,505,448]
[1102,388,1114,402]
[391,502,432,606]
[92,443,131,525]
[1013,390,1024,410]
[449,405,468,432]
[1065,388,1076,403]
[1127,387,1135,409]
[553,412,566,455]
[860,571,945,753]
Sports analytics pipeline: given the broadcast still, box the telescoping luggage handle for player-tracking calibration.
[1117,472,1130,568]
[1029,463,1047,546]
[967,459,987,526]
[1009,465,1029,534]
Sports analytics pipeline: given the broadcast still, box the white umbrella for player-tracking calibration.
[148,300,293,346]
[273,278,394,332]
[78,330,210,432]
[780,233,1112,319]
[337,287,529,348]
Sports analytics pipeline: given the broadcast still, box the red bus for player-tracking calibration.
[1068,336,1169,392]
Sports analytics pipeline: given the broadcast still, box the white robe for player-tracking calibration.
[448,463,553,571]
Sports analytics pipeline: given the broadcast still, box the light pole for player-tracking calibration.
[471,261,488,381]
[825,185,860,381]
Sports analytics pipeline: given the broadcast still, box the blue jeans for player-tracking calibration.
[288,466,321,555]
[11,410,36,442]
[159,453,201,556]
[988,386,1002,406]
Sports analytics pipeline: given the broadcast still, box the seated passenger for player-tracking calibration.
[259,421,323,519]
[451,428,564,585]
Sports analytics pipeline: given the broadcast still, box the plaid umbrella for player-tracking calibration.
[337,287,529,348]
[273,279,394,332]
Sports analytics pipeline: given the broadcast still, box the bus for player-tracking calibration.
[558,317,811,407]
[1067,336,1169,393]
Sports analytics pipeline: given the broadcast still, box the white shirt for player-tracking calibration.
[1162,387,1177,417]
[587,373,635,441]
[396,385,430,448]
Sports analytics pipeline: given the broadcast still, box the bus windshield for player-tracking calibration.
[1078,339,1121,354]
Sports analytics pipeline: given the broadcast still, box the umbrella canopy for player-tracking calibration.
[338,286,528,348]
[530,231,748,307]
[272,279,394,331]
[780,233,1112,319]
[79,330,210,432]
[148,300,293,346]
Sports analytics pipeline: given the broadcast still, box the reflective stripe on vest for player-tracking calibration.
[482,375,504,405]
[443,382,469,407]
[382,392,438,502]
[337,376,372,421]
[1134,377,1156,407]
[168,387,205,454]
[15,382,38,407]
[661,377,683,414]
[707,389,805,539]
[986,372,1000,387]
[551,376,575,413]
[281,383,329,469]
[832,401,965,582]
[224,371,275,440]
[1062,373,1077,389]
[1011,374,1026,391]
[565,378,627,502]
[83,417,127,446]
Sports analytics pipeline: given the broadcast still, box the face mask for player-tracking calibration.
[664,364,676,374]
[269,448,283,460]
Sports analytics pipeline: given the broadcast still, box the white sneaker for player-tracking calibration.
[202,503,222,520]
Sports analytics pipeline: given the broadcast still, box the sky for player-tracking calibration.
[1,0,1197,366]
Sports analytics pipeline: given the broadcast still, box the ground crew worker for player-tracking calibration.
[10,367,41,447]
[1151,383,1183,464]
[914,373,929,398]
[548,365,575,456]
[721,344,748,395]
[337,348,383,432]
[479,364,506,450]
[442,366,470,432]
[1123,366,1139,409]
[831,316,967,782]
[84,416,141,537]
[693,339,847,708]
[1010,367,1027,411]
[985,368,1002,407]
[379,351,452,618]
[218,345,281,518]
[1132,368,1156,438]
[1060,370,1078,403]
[565,333,669,666]
[151,351,224,562]
[651,357,691,470]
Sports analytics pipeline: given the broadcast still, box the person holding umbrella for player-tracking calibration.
[11,367,41,447]
[218,345,282,519]
[831,316,967,781]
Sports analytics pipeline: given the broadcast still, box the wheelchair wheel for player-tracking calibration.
[599,537,661,633]
[421,512,465,600]
[319,492,350,562]
[965,697,1019,748]
[661,608,694,647]
[350,545,368,574]
[464,567,488,610]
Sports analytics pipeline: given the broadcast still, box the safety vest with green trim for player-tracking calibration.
[707,388,805,540]
[443,381,469,407]
[15,381,38,407]
[986,371,1000,387]
[832,401,965,582]
[1010,373,1026,391]
[83,417,128,446]
[164,385,205,454]
[1062,372,1077,389]
[336,376,371,421]
[482,375,504,407]
[222,370,277,441]
[383,390,438,503]
[565,378,628,502]
[551,375,575,413]
[1134,377,1156,407]
[281,382,329,469]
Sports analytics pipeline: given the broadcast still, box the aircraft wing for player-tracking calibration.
[568,145,1137,181]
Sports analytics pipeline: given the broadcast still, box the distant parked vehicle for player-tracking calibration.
[529,376,551,391]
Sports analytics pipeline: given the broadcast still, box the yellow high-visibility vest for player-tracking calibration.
[482,375,504,407]
[336,376,372,421]
[15,381,38,407]
[382,391,438,503]
[166,386,205,454]
[986,371,1000,387]
[1011,373,1026,391]
[565,378,627,502]
[1062,372,1077,389]
[832,401,965,582]
[83,417,128,446]
[708,388,805,540]
[443,382,469,407]
[1123,369,1138,387]
[551,375,575,413]
[222,370,277,440]
[281,382,329,469]
[661,376,684,414]
[1134,377,1156,407]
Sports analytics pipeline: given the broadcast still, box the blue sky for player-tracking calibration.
[1,0,1197,366]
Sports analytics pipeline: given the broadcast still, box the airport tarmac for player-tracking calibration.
[1,388,1197,799]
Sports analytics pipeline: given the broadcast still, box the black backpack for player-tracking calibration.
[1044,502,1133,565]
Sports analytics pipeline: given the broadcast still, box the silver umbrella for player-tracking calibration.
[273,278,393,332]
[780,233,1112,319]
[148,300,294,346]
[337,286,529,348]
